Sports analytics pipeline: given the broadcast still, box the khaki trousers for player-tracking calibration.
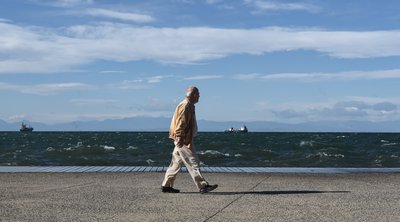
[162,143,208,189]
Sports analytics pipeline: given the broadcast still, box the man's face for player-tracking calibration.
[190,90,200,104]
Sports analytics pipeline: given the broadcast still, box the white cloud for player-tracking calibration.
[110,80,147,90]
[245,0,320,13]
[266,99,400,123]
[233,73,261,80]
[1,21,400,74]
[28,110,172,124]
[70,98,118,105]
[86,8,155,23]
[184,75,223,80]
[0,82,16,90]
[106,76,168,89]
[35,0,93,7]
[24,113,129,124]
[204,0,234,10]
[147,75,170,83]
[23,83,92,95]
[348,96,400,104]
[58,0,93,6]
[0,82,92,95]
[260,69,400,81]
[99,70,127,74]
[0,78,164,95]
[136,97,176,112]
[7,114,27,122]
[206,0,224,4]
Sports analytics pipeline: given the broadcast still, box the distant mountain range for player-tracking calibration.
[1,117,399,132]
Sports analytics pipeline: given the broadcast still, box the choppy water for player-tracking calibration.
[1,132,399,167]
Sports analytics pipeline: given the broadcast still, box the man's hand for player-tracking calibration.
[176,137,184,148]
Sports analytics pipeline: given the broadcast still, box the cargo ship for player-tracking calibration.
[20,122,34,132]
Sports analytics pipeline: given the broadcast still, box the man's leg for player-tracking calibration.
[162,146,182,188]
[177,145,208,190]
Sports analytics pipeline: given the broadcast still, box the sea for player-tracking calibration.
[1,132,400,167]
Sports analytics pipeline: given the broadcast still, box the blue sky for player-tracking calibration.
[1,0,400,125]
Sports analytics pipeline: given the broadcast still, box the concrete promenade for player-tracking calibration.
[1,169,400,221]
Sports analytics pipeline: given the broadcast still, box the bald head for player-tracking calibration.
[186,86,200,104]
[186,86,198,96]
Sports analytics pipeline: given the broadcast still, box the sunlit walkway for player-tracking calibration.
[1,166,400,173]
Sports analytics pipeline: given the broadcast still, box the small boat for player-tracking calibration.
[238,125,248,133]
[224,125,248,133]
[225,127,235,133]
[20,122,34,132]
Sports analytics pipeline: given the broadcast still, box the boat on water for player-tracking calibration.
[224,125,248,133]
[20,122,34,132]
[238,125,248,133]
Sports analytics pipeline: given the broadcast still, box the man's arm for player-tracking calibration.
[174,104,189,147]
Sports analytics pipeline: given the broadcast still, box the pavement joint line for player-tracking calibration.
[81,166,98,172]
[120,166,130,172]
[124,166,133,172]
[203,175,272,222]
[92,166,105,173]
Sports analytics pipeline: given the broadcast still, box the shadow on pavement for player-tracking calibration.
[182,190,350,195]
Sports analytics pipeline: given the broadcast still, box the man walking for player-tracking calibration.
[161,86,218,194]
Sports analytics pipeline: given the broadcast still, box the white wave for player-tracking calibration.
[63,142,84,151]
[381,143,398,147]
[308,152,344,158]
[199,150,230,156]
[146,159,155,165]
[300,140,314,147]
[46,147,55,152]
[336,135,348,138]
[320,152,344,158]
[102,145,115,150]
[76,142,83,148]
[127,146,138,150]
[380,139,398,147]
[199,150,222,155]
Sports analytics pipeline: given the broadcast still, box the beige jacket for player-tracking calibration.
[169,98,197,146]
